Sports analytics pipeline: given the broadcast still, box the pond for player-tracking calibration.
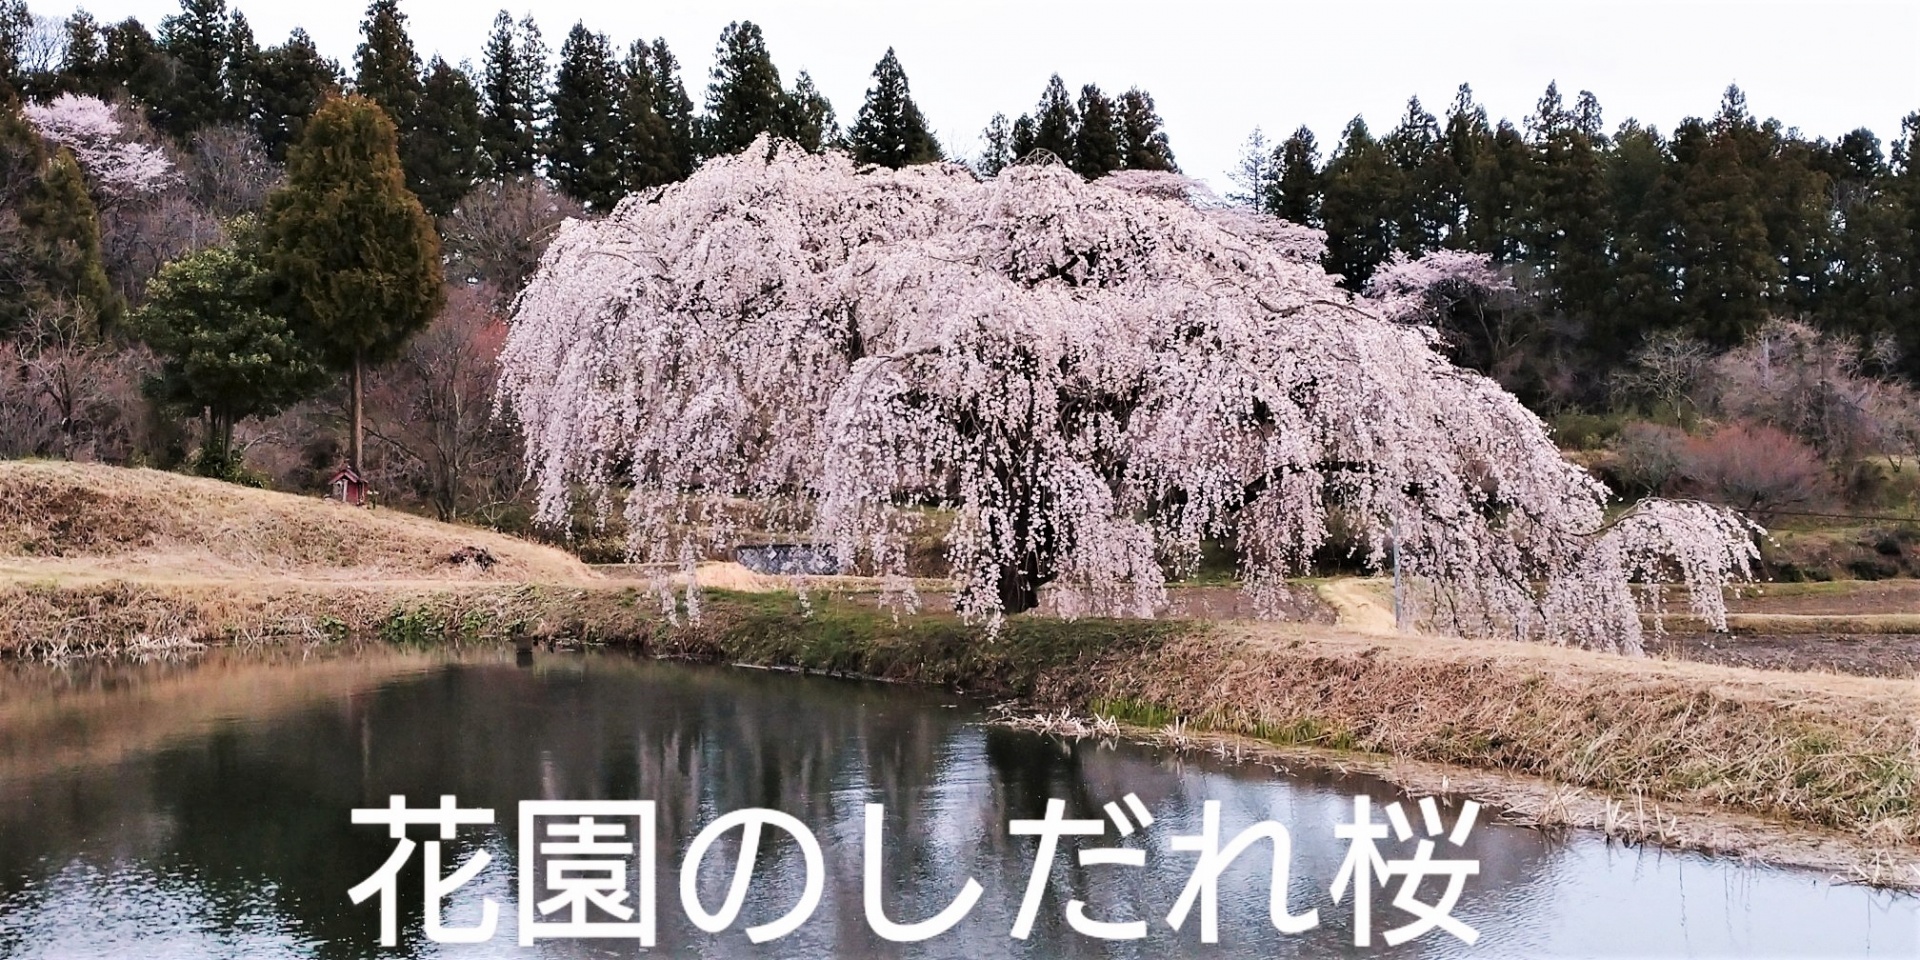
[0,647,1911,958]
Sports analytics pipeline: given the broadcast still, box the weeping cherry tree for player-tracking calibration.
[500,139,1757,651]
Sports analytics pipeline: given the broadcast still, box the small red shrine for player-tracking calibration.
[327,466,369,506]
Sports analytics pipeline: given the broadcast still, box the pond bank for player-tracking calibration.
[1,576,1915,888]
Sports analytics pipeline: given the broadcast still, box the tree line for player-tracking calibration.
[0,0,1178,215]
[1237,85,1920,404]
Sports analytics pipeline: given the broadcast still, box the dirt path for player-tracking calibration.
[1313,577,1398,634]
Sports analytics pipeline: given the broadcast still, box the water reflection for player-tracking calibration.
[0,648,1911,958]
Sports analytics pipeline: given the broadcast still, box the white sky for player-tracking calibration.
[49,0,1920,190]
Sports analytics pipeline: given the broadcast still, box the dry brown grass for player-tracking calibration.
[1046,622,1920,849]
[0,460,596,584]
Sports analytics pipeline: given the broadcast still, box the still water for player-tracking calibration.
[0,647,1911,959]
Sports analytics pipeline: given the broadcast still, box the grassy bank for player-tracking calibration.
[2,459,1915,883]
[3,577,1913,860]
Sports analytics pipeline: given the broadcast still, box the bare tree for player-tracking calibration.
[439,177,584,304]
[364,284,524,521]
[0,305,150,461]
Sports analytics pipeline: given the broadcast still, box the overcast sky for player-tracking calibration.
[49,0,1920,190]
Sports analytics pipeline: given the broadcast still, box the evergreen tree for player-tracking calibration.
[260,94,444,474]
[702,20,785,156]
[1,102,117,334]
[1028,74,1076,161]
[0,0,27,97]
[1319,117,1399,287]
[1383,96,1442,253]
[152,0,235,137]
[615,40,679,190]
[645,38,696,178]
[549,23,623,209]
[250,29,339,162]
[977,112,1012,175]
[19,146,120,331]
[1601,119,1682,345]
[848,48,940,168]
[133,241,328,473]
[1274,125,1322,225]
[1434,84,1489,247]
[1669,88,1778,344]
[778,70,836,153]
[1070,83,1121,179]
[225,11,260,124]
[479,11,545,177]
[353,0,422,129]
[410,57,485,215]
[1226,127,1272,209]
[57,12,107,97]
[1521,84,1612,352]
[1115,88,1175,172]
[1009,114,1035,160]
[100,18,166,106]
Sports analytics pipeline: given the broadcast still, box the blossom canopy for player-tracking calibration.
[500,139,1755,648]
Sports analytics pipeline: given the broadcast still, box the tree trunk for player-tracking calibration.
[996,551,1044,615]
[349,351,364,474]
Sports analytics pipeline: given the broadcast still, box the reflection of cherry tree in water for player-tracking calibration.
[501,139,1757,649]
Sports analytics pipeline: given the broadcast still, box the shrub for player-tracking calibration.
[1678,421,1831,521]
[1604,421,1689,497]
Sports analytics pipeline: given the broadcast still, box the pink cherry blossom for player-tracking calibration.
[22,94,175,201]
[499,139,1756,649]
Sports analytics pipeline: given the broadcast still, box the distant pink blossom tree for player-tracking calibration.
[22,94,175,203]
[1364,248,1513,325]
[499,140,1756,651]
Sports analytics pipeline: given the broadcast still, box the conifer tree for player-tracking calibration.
[1383,96,1442,252]
[153,0,236,137]
[1602,119,1682,344]
[1028,74,1076,161]
[1,103,114,333]
[1670,87,1777,344]
[250,29,339,162]
[353,0,421,129]
[645,38,696,178]
[703,20,785,156]
[22,148,120,331]
[100,18,165,105]
[1070,83,1122,179]
[225,10,259,124]
[1009,114,1035,159]
[57,12,106,97]
[1115,88,1175,172]
[1434,84,1489,247]
[549,23,623,209]
[1227,127,1272,208]
[480,11,544,177]
[410,57,485,215]
[1320,117,1399,287]
[261,94,444,474]
[977,112,1012,175]
[615,40,678,190]
[848,48,940,168]
[780,71,836,153]
[0,0,27,97]
[1274,125,1322,225]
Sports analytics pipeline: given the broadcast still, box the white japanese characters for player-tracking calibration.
[349,791,1482,949]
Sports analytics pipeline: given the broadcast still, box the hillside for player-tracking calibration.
[0,460,596,584]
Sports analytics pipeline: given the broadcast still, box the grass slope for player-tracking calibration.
[0,460,595,584]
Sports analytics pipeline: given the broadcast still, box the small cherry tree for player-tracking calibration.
[21,94,174,203]
[500,141,1756,650]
